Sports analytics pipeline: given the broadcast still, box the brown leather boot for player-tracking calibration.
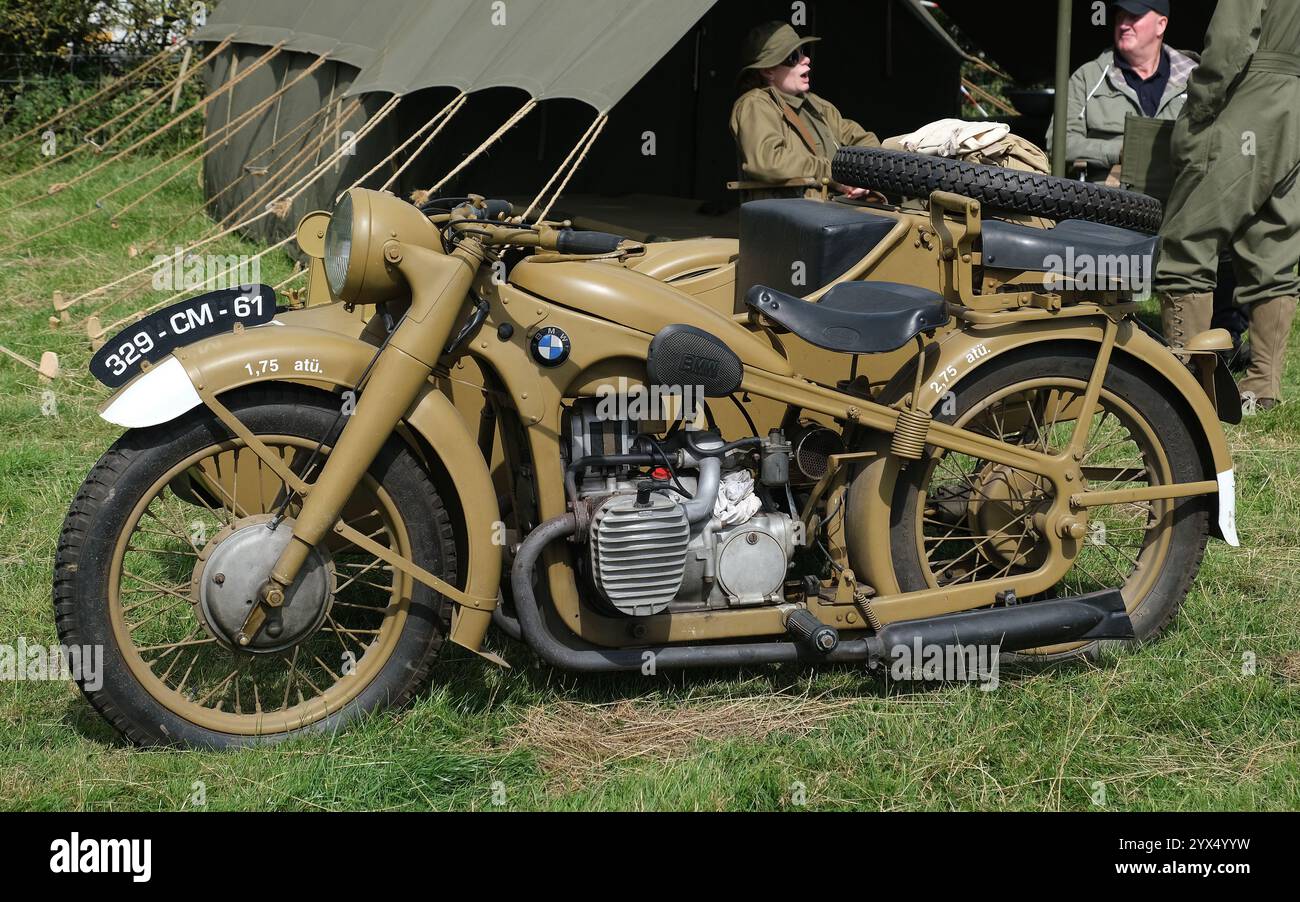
[1238,295,1298,406]
[1158,291,1214,348]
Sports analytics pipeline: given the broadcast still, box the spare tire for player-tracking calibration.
[833,147,1164,234]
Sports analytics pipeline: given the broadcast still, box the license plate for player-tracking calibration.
[90,285,278,388]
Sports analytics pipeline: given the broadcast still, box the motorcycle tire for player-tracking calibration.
[53,384,457,748]
[833,146,1164,234]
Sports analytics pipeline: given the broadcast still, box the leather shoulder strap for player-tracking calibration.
[769,88,819,153]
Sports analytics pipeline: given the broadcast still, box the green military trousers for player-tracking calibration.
[1155,62,1300,400]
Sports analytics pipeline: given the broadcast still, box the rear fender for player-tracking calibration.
[848,316,1237,597]
[97,324,503,652]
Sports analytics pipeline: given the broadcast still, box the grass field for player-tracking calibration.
[1,154,1299,811]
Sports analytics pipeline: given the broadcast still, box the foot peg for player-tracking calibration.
[786,608,839,653]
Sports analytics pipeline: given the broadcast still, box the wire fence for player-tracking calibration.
[0,44,185,85]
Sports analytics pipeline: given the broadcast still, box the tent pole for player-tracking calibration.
[379,94,469,193]
[415,98,537,203]
[521,113,603,222]
[347,92,466,200]
[1051,0,1073,177]
[170,44,194,113]
[536,116,609,225]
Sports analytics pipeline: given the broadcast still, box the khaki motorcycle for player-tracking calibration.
[56,148,1241,748]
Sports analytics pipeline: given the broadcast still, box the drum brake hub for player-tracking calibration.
[191,515,335,653]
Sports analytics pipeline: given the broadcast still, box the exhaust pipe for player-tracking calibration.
[507,514,872,671]
[505,514,1134,673]
[871,589,1134,658]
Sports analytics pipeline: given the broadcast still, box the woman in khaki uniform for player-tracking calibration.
[729,22,881,202]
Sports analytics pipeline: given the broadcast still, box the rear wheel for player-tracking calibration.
[888,348,1210,660]
[53,386,457,748]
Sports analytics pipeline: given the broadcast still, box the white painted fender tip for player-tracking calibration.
[1217,469,1240,547]
[99,356,202,428]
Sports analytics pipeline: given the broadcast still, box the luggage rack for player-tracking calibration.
[928,190,1144,317]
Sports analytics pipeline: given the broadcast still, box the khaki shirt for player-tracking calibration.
[730,87,879,200]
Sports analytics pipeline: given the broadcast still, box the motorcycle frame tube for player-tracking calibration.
[467,277,1222,647]
[261,242,482,597]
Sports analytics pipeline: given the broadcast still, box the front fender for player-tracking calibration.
[848,315,1238,597]
[98,324,503,653]
[97,324,382,426]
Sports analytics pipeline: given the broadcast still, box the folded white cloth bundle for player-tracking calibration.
[893,119,1011,158]
[714,470,762,526]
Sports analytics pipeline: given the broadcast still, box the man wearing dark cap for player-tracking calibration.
[1155,0,1300,411]
[729,21,880,202]
[1046,0,1198,184]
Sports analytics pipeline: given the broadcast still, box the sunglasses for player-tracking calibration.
[783,46,812,67]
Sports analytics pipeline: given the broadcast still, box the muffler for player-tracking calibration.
[869,589,1134,659]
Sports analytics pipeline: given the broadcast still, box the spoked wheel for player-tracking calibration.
[890,348,1210,660]
[54,386,456,748]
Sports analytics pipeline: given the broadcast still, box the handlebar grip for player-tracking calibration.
[417,197,513,220]
[481,199,514,221]
[554,230,626,255]
[418,196,472,214]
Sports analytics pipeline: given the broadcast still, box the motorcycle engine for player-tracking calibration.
[566,399,801,618]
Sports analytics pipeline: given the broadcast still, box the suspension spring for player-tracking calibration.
[891,407,933,461]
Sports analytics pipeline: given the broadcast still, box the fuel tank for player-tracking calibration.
[509,259,793,376]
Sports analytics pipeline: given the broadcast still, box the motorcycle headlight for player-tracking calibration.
[324,192,354,298]
[321,188,443,304]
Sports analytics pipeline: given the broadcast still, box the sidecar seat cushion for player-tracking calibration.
[745,282,949,355]
[981,218,1159,290]
[734,199,898,312]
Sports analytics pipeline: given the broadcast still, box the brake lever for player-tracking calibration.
[444,295,491,356]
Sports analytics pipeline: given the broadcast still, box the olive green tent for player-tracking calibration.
[192,0,969,243]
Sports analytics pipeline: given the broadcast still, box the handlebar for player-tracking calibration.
[445,213,634,256]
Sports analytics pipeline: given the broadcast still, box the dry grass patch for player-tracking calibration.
[506,693,859,785]
[1276,653,1300,685]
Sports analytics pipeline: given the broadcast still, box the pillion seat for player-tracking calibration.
[980,218,1159,290]
[745,281,949,355]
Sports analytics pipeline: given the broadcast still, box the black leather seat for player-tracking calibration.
[981,219,1159,290]
[745,281,949,355]
[735,199,898,311]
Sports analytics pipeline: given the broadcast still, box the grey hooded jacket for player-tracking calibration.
[1046,46,1199,182]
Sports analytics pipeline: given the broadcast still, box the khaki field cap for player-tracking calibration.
[740,21,820,71]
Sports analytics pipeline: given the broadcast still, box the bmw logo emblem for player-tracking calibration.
[530,326,571,367]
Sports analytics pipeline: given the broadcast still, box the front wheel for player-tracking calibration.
[53,385,457,748]
[888,347,1211,660]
